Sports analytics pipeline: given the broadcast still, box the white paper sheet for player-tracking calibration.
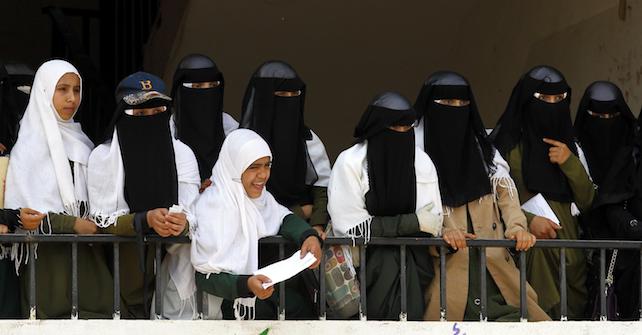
[253,251,317,289]
[521,193,560,225]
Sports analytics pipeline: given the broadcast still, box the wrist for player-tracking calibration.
[240,275,254,297]
[146,210,153,228]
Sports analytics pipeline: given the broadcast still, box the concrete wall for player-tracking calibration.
[2,320,642,335]
[148,0,641,160]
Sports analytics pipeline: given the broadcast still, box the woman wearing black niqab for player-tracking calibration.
[575,81,635,188]
[240,60,332,232]
[0,62,34,154]
[88,72,201,319]
[170,54,239,189]
[592,100,642,320]
[328,91,443,320]
[240,61,332,319]
[490,65,595,319]
[415,71,547,321]
[574,81,635,239]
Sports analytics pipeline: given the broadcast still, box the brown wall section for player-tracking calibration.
[146,0,641,160]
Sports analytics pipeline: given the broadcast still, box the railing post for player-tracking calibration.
[479,247,487,322]
[319,245,327,321]
[113,242,121,320]
[154,241,162,320]
[559,248,567,321]
[6,234,642,321]
[599,248,606,321]
[399,244,407,321]
[29,243,37,320]
[359,244,367,321]
[639,248,642,321]
[196,287,204,320]
[278,242,285,321]
[519,251,527,322]
[71,242,78,320]
[439,245,447,322]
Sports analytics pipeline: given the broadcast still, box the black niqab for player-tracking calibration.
[414,71,494,207]
[171,54,225,181]
[116,109,178,212]
[240,60,310,207]
[596,113,642,208]
[355,91,417,216]
[0,63,34,154]
[105,75,179,212]
[574,81,635,186]
[491,65,577,202]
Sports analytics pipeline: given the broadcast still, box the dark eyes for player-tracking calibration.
[247,163,272,170]
[56,86,81,93]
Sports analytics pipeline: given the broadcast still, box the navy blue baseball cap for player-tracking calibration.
[115,71,172,107]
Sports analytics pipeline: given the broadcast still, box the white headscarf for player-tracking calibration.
[3,60,92,270]
[191,129,290,319]
[5,59,93,217]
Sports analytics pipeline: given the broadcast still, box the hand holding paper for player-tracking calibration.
[253,251,317,289]
[521,193,560,225]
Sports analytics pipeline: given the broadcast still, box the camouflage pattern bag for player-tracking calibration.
[324,226,360,318]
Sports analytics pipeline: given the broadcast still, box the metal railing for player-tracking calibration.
[0,234,640,321]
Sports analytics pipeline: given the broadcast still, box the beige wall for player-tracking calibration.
[147,0,640,160]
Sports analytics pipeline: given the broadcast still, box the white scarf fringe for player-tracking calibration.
[90,209,130,228]
[346,217,373,245]
[571,203,581,216]
[233,297,256,320]
[491,175,517,200]
[0,245,10,260]
[10,200,84,275]
[443,206,453,217]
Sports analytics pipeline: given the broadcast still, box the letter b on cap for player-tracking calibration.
[140,80,153,90]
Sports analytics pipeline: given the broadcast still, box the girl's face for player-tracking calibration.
[52,73,81,120]
[241,156,271,198]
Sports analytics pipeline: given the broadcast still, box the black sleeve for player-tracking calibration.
[370,213,421,237]
[605,202,642,240]
[279,214,322,247]
[0,209,20,232]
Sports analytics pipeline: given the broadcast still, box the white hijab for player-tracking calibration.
[5,59,93,217]
[191,129,290,319]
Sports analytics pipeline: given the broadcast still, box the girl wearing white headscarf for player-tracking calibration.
[4,59,114,318]
[191,129,322,320]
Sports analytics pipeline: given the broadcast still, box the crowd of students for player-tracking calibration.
[0,56,639,321]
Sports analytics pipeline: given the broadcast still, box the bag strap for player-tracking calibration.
[606,249,618,286]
